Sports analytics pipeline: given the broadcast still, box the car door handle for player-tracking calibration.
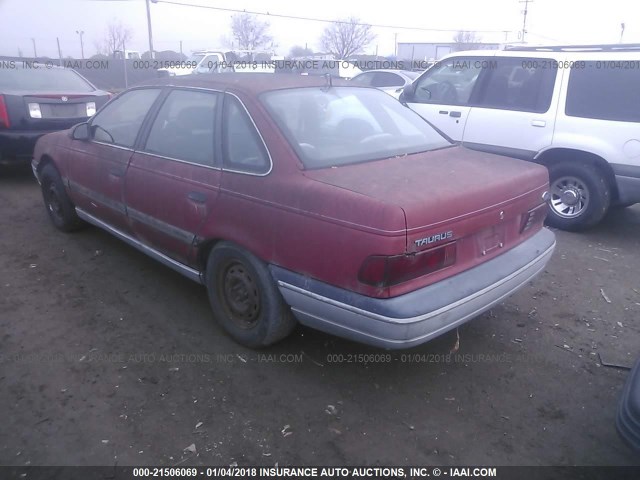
[187,191,207,204]
[109,168,126,177]
[531,120,546,127]
[438,110,449,115]
[449,111,462,118]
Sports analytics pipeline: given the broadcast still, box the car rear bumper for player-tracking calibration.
[0,129,54,164]
[271,228,556,349]
[617,357,640,452]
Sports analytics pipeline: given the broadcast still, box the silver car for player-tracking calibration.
[350,69,420,98]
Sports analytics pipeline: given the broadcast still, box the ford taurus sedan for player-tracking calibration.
[32,74,555,348]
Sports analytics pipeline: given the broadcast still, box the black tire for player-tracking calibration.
[40,163,84,232]
[545,161,610,231]
[205,242,296,348]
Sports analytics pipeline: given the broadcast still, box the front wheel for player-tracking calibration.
[205,242,296,348]
[545,162,610,231]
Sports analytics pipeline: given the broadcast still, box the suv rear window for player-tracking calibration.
[0,66,95,92]
[565,62,640,122]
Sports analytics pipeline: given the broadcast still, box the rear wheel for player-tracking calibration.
[205,242,296,348]
[545,161,610,231]
[40,164,84,232]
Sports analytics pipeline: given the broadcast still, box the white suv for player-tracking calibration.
[400,44,640,230]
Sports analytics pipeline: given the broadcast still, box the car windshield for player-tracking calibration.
[0,66,95,92]
[404,71,420,80]
[261,86,450,169]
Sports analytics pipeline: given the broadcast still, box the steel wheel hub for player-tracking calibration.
[219,262,260,329]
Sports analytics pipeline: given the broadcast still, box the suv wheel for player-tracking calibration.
[546,162,610,231]
[205,242,296,348]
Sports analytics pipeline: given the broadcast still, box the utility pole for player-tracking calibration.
[620,22,625,43]
[146,0,156,59]
[179,40,183,57]
[57,37,63,65]
[76,30,85,59]
[394,32,398,57]
[31,38,37,57]
[519,0,533,44]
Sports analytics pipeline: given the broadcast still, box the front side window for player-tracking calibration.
[566,61,640,122]
[144,89,218,166]
[262,86,450,169]
[223,96,270,174]
[413,57,483,105]
[473,57,557,113]
[90,89,160,148]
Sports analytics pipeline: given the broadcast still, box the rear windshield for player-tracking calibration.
[0,67,95,92]
[261,86,450,168]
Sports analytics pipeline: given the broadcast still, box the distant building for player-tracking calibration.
[397,42,501,61]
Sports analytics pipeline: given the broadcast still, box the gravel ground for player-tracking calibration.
[1,165,638,467]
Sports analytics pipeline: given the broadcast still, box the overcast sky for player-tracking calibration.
[0,0,638,58]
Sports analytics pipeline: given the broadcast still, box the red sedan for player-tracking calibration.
[32,74,555,348]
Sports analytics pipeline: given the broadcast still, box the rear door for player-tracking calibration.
[405,56,484,141]
[462,56,561,159]
[67,88,161,232]
[124,88,222,265]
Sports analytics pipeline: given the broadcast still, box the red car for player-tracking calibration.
[32,74,555,348]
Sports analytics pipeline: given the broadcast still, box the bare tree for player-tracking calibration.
[452,31,483,51]
[230,13,273,50]
[96,19,133,56]
[320,17,375,59]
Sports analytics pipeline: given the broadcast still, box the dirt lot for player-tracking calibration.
[0,165,638,467]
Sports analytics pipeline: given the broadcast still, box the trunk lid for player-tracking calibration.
[305,146,549,294]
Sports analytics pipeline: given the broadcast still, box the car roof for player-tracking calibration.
[135,73,354,96]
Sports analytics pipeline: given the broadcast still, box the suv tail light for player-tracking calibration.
[0,95,10,128]
[359,242,456,288]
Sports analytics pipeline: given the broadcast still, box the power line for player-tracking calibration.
[154,0,515,34]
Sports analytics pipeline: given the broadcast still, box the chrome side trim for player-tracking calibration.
[91,141,134,151]
[133,150,223,171]
[68,180,126,214]
[277,241,556,325]
[127,207,195,245]
[76,208,203,284]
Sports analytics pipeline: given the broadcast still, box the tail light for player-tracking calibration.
[520,203,547,233]
[0,95,10,128]
[359,242,456,288]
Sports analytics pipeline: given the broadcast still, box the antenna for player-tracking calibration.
[519,0,533,44]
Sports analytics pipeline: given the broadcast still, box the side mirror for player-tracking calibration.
[399,83,416,104]
[71,122,91,141]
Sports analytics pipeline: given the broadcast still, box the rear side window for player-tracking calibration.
[566,62,640,122]
[144,89,219,166]
[222,96,270,174]
[473,57,557,113]
[91,89,160,148]
[371,72,403,87]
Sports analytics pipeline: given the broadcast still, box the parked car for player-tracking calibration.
[157,50,279,77]
[617,357,640,453]
[400,44,640,230]
[0,61,110,166]
[351,69,420,98]
[32,74,555,349]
